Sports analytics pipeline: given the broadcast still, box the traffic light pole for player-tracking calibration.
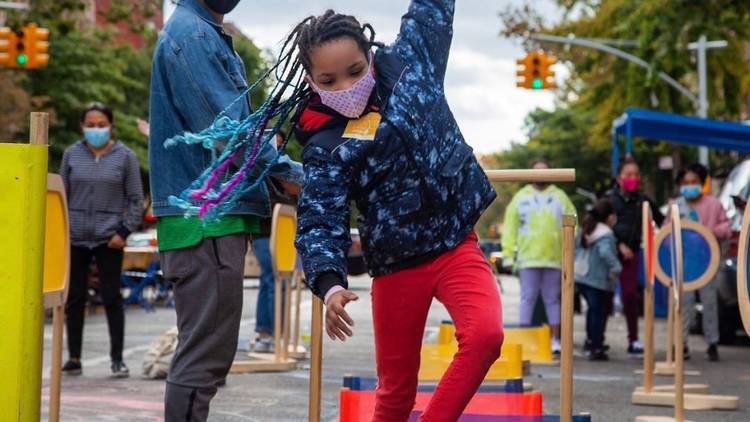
[688,35,728,166]
[529,32,726,167]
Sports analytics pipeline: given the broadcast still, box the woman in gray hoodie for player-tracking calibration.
[575,198,622,361]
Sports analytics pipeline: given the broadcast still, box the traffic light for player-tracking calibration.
[0,24,49,69]
[15,28,27,67]
[0,27,15,67]
[516,51,557,90]
[24,23,49,69]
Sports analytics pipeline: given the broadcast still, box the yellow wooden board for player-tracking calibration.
[503,325,554,363]
[271,204,297,273]
[43,174,69,302]
[419,322,523,381]
[0,142,48,422]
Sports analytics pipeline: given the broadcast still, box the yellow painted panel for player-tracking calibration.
[43,188,68,294]
[420,322,524,381]
[273,214,297,273]
[504,325,554,363]
[0,143,48,421]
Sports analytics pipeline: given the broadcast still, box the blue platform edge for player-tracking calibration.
[409,413,591,422]
[343,376,524,393]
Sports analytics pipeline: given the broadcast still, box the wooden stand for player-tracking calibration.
[232,205,299,373]
[41,117,67,422]
[635,208,739,420]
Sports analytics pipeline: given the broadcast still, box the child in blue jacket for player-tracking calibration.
[288,1,502,420]
[575,198,622,361]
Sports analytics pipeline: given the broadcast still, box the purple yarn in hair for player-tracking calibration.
[189,149,242,200]
[196,111,274,218]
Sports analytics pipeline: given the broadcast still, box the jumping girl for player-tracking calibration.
[291,2,502,421]
[166,1,503,420]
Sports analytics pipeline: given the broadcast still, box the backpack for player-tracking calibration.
[142,327,178,379]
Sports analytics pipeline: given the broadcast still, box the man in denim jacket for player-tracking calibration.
[149,1,302,420]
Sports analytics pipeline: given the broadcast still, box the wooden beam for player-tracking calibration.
[485,168,576,183]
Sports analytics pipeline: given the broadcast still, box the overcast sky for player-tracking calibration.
[165,1,563,154]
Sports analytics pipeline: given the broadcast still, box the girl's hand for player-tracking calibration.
[619,243,634,261]
[325,290,359,341]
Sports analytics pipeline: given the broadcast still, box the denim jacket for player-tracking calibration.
[149,0,303,218]
[294,0,496,298]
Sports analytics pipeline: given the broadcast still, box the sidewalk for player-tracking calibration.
[41,274,750,421]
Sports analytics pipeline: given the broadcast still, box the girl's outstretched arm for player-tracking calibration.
[393,0,456,85]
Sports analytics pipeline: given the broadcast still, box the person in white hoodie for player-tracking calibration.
[575,198,622,361]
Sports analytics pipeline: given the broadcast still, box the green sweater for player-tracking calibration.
[156,215,260,251]
[502,185,576,269]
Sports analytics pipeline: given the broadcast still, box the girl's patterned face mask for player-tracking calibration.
[308,52,376,119]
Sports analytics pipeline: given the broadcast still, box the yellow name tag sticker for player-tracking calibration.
[342,112,382,141]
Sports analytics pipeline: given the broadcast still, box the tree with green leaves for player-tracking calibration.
[495,0,750,208]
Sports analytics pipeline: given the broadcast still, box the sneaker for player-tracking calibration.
[707,344,719,362]
[683,345,691,361]
[110,361,130,378]
[253,336,275,354]
[627,340,644,358]
[587,349,609,361]
[551,338,561,356]
[62,360,82,376]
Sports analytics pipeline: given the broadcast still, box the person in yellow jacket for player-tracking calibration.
[502,159,576,354]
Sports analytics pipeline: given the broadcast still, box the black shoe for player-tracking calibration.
[584,340,609,352]
[62,360,82,376]
[216,378,227,387]
[587,349,609,361]
[707,344,719,362]
[111,361,130,378]
[683,345,691,361]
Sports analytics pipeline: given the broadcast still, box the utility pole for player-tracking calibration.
[688,35,727,167]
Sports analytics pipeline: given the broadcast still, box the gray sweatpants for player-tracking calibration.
[683,281,719,346]
[161,234,248,422]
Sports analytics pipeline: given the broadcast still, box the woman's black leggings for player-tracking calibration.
[65,245,125,362]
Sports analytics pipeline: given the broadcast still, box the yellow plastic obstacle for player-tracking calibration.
[419,322,524,381]
[503,325,554,364]
[0,113,50,422]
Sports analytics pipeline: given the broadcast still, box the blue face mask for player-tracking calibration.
[680,184,702,200]
[83,127,111,148]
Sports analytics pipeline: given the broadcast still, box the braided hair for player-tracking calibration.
[164,10,379,220]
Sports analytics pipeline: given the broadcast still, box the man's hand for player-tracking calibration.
[108,234,127,250]
[279,180,302,196]
[619,243,634,261]
[325,290,359,341]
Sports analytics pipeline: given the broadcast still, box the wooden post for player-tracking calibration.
[49,305,64,422]
[560,214,577,422]
[293,271,302,353]
[643,278,655,393]
[485,168,575,183]
[274,274,283,362]
[282,277,293,361]
[672,208,685,422]
[309,296,324,422]
[30,112,50,145]
[666,292,675,365]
